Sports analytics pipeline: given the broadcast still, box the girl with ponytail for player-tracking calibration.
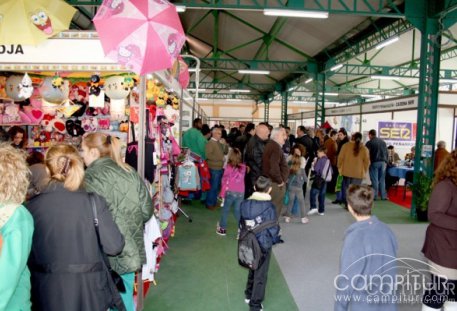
[81,132,152,311]
[337,132,370,208]
[27,144,125,310]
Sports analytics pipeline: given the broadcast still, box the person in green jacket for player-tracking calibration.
[0,143,34,311]
[81,133,153,311]
[182,118,207,159]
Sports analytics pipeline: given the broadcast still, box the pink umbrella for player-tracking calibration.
[93,0,186,75]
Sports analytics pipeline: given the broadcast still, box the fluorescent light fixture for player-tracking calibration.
[187,88,207,92]
[188,68,199,72]
[440,79,457,83]
[361,94,379,98]
[227,99,242,102]
[175,5,186,12]
[330,64,343,71]
[263,9,328,18]
[319,92,339,96]
[371,75,400,80]
[230,89,251,93]
[197,98,208,101]
[305,78,313,84]
[238,69,270,75]
[288,86,296,91]
[376,36,399,50]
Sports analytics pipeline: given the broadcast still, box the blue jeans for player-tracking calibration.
[341,176,363,205]
[369,161,387,199]
[310,182,327,213]
[206,168,223,207]
[219,191,243,229]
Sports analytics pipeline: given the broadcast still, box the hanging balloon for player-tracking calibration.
[5,75,24,101]
[104,76,130,100]
[40,77,70,104]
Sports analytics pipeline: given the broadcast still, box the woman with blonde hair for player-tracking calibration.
[27,144,125,311]
[0,144,34,311]
[421,149,457,311]
[81,133,152,311]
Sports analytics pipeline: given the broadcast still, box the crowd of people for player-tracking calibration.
[182,119,457,311]
[0,119,456,311]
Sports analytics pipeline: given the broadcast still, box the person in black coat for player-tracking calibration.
[27,144,125,311]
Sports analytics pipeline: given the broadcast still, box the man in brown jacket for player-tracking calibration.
[262,127,289,215]
[205,127,229,210]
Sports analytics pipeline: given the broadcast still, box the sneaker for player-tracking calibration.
[284,216,291,223]
[216,227,226,236]
[318,213,325,216]
[236,228,240,240]
[332,200,341,204]
[301,217,309,224]
[307,209,318,216]
[244,298,250,304]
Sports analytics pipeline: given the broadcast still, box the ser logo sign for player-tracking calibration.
[378,121,414,141]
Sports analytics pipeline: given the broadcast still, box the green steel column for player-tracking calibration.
[413,17,441,217]
[314,73,325,128]
[264,102,270,123]
[281,91,288,126]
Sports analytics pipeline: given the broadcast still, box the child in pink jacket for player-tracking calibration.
[216,148,246,236]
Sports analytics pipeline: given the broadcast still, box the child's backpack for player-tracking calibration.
[238,220,278,270]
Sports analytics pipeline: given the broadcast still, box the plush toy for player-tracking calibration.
[121,76,135,91]
[119,120,129,132]
[88,75,101,96]
[66,119,85,137]
[0,76,6,98]
[171,96,180,110]
[51,76,64,90]
[18,73,34,100]
[3,103,21,123]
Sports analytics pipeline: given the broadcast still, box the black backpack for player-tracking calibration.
[238,220,278,270]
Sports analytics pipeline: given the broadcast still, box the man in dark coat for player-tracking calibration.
[244,124,269,198]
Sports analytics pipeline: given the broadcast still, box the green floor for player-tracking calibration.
[144,200,298,311]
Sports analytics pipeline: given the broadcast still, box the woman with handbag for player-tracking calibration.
[81,133,153,311]
[27,144,126,311]
[282,145,309,224]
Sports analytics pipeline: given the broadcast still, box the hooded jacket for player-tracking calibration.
[239,192,280,251]
[84,157,152,275]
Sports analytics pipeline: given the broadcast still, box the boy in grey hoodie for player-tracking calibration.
[334,185,398,311]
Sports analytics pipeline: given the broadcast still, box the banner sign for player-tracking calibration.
[362,96,418,113]
[326,105,360,116]
[378,121,416,147]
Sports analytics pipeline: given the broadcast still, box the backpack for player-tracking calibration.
[238,220,278,270]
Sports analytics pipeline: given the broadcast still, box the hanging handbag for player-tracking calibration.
[335,174,343,192]
[89,194,126,294]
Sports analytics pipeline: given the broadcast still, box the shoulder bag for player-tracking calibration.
[89,194,126,294]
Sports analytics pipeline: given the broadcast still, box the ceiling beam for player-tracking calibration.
[329,63,457,79]
[171,0,405,18]
[186,58,308,73]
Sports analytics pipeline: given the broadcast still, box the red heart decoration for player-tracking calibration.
[53,120,66,133]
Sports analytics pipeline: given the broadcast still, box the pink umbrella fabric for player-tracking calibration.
[93,0,186,75]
